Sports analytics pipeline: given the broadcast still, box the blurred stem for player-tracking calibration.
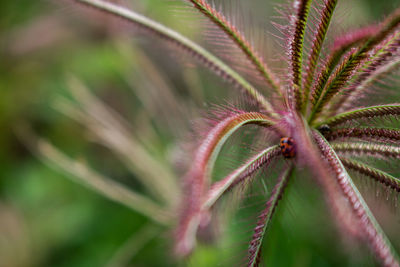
[202,145,280,210]
[314,132,400,266]
[17,126,171,225]
[74,0,276,115]
[106,224,162,267]
[60,77,180,207]
[39,140,171,225]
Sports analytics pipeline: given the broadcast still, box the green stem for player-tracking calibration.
[248,167,293,267]
[340,157,400,192]
[314,132,400,267]
[314,104,400,128]
[202,145,280,210]
[189,0,283,97]
[75,0,276,115]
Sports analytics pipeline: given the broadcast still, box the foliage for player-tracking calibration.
[2,0,400,266]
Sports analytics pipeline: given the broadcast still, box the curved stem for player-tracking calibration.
[331,32,400,113]
[289,117,370,255]
[325,127,400,144]
[202,145,281,210]
[332,142,400,159]
[175,112,276,256]
[310,25,378,109]
[340,157,400,192]
[314,132,400,267]
[309,50,358,123]
[314,104,400,128]
[248,166,293,267]
[302,0,337,112]
[36,139,171,225]
[309,9,400,123]
[61,77,179,206]
[187,0,282,96]
[74,0,275,114]
[289,0,312,110]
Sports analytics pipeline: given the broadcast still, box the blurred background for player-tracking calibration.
[1,0,400,266]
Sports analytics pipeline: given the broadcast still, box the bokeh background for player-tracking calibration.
[1,0,400,266]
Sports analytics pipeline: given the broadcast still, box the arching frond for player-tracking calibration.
[310,25,378,108]
[186,0,282,96]
[331,33,400,113]
[74,0,275,113]
[340,157,400,192]
[332,142,400,158]
[27,137,171,225]
[176,112,275,257]
[65,0,400,264]
[203,145,281,210]
[302,0,337,111]
[314,132,400,267]
[326,127,400,144]
[315,104,400,127]
[289,0,312,110]
[309,8,400,122]
[248,167,293,267]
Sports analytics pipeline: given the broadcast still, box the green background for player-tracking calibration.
[1,0,399,266]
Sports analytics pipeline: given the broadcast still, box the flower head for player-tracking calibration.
[72,0,400,265]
